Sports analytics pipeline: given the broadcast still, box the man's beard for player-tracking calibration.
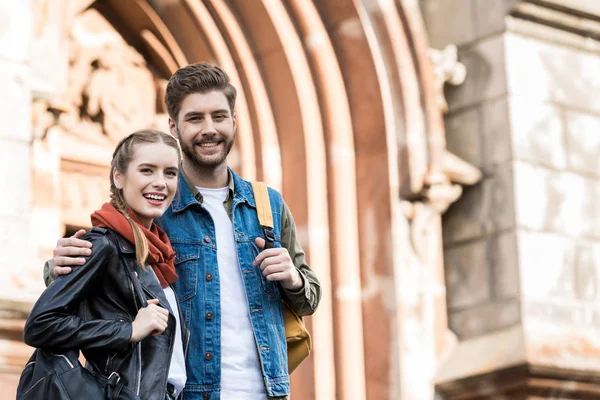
[177,128,234,169]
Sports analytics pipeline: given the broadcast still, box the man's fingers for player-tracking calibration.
[261,263,285,277]
[72,229,88,240]
[252,248,281,266]
[52,266,72,276]
[55,246,92,257]
[147,299,159,305]
[265,272,288,281]
[53,256,86,267]
[57,237,92,250]
[255,237,266,250]
[259,255,289,271]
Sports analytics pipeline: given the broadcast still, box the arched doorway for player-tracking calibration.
[10,1,480,399]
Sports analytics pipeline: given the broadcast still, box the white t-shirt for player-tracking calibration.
[198,187,267,399]
[163,286,186,396]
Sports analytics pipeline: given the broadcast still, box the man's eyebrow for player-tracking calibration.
[184,109,230,119]
[184,111,203,119]
[212,109,230,115]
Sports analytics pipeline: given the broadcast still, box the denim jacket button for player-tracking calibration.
[205,352,212,360]
[203,236,211,243]
[206,312,213,320]
[206,273,213,281]
[203,393,210,399]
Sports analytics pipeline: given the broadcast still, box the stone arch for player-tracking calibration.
[25,1,481,399]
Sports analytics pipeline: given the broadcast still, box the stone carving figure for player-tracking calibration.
[55,8,157,147]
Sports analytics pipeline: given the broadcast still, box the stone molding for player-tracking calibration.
[437,363,600,399]
[509,0,600,52]
[511,0,600,40]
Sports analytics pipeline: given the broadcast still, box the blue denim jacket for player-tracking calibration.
[157,170,289,400]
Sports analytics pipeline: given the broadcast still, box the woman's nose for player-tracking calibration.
[153,176,166,188]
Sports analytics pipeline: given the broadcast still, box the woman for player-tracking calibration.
[23,129,187,400]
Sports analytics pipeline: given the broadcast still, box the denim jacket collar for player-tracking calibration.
[171,166,255,212]
[170,171,200,213]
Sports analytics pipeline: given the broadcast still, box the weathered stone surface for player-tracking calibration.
[525,319,600,372]
[517,231,576,299]
[444,107,481,168]
[473,0,518,39]
[480,96,512,173]
[443,162,515,244]
[489,231,520,300]
[505,33,600,114]
[446,34,507,112]
[0,63,31,143]
[435,324,526,384]
[565,110,600,177]
[30,0,68,97]
[509,98,566,169]
[420,0,476,49]
[523,299,600,328]
[0,1,32,63]
[0,142,31,219]
[444,239,490,310]
[448,299,520,340]
[519,238,600,304]
[513,163,600,239]
[0,219,29,260]
[544,0,600,17]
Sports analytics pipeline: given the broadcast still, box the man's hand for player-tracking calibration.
[253,237,303,291]
[130,299,169,342]
[51,229,92,277]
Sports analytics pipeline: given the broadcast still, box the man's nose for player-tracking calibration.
[202,116,216,133]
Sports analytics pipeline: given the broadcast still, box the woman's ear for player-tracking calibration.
[113,168,123,190]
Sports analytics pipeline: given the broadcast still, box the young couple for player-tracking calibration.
[24,63,321,400]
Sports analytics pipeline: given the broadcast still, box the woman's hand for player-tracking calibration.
[129,299,169,342]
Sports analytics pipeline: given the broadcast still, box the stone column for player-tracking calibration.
[422,0,600,397]
[0,0,36,396]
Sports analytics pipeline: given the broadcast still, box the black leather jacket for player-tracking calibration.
[24,227,189,400]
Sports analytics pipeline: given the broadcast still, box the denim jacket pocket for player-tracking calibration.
[173,246,200,301]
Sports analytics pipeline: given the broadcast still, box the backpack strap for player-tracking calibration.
[251,181,276,249]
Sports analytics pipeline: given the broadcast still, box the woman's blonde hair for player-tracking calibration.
[109,129,181,268]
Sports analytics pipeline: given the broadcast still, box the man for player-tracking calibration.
[45,63,321,400]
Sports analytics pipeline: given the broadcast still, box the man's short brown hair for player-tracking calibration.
[165,63,237,121]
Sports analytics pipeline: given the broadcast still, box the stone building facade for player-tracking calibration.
[0,0,599,399]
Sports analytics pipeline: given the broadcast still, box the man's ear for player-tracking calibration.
[168,117,178,138]
[232,112,237,132]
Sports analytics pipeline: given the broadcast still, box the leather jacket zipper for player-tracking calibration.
[105,352,116,373]
[130,279,142,395]
[154,285,176,396]
[51,352,74,369]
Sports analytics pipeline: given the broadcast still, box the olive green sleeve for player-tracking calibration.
[278,200,322,316]
[43,260,56,287]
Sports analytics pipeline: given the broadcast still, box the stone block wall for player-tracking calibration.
[423,0,600,396]
[425,0,520,341]
[0,0,34,397]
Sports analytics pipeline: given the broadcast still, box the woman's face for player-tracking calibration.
[114,142,179,228]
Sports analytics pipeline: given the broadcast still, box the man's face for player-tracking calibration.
[170,91,236,170]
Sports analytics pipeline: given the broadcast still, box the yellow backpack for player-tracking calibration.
[250,181,312,374]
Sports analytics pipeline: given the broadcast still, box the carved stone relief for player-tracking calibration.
[32,7,161,229]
